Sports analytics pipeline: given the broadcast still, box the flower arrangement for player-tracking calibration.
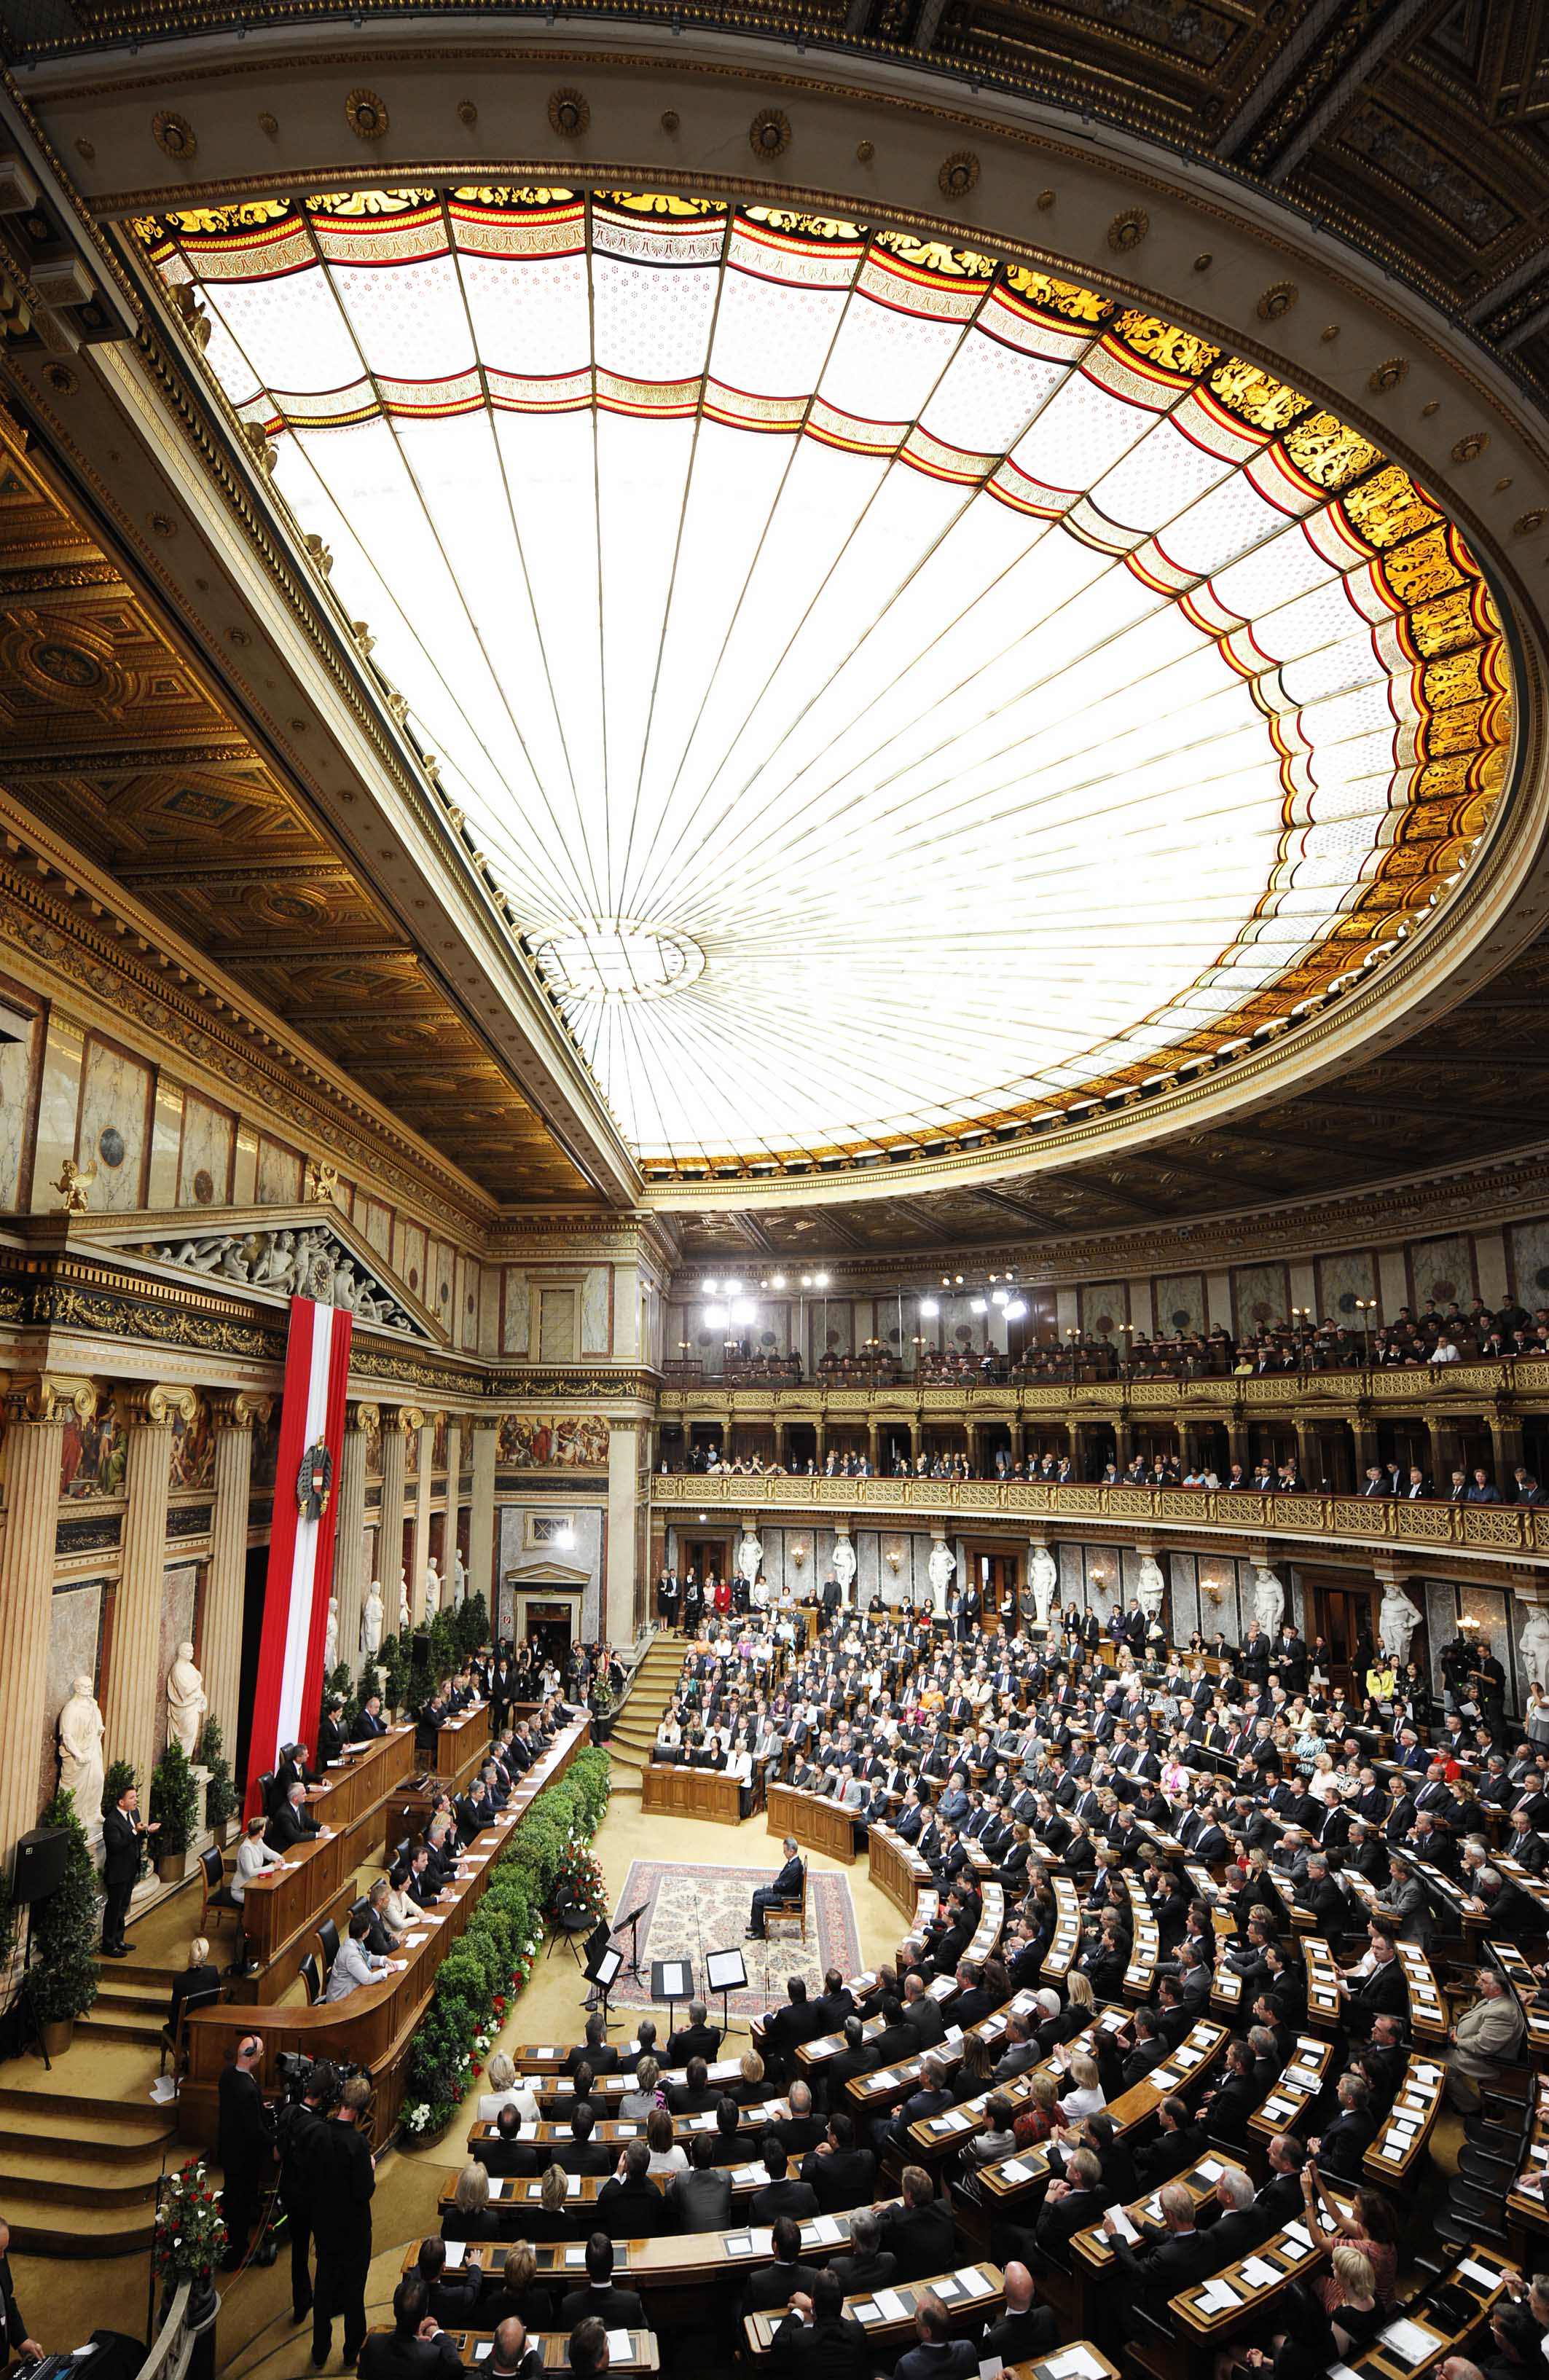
[548,1842,608,1927]
[400,1746,611,2137]
[152,2158,228,2285]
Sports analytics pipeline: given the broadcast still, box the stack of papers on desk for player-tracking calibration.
[1047,2351,1105,2380]
[1380,2317,1442,2366]
[1459,2258,1502,2288]
[1105,2207,1140,2244]
[1196,2278,1243,2313]
[603,2335,633,2367]
[873,2289,910,2322]
[442,2243,466,2269]
[1240,2258,1279,2288]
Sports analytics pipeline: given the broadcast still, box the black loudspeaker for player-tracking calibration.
[12,1824,69,1905]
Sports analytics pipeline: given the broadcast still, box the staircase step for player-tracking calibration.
[0,2086,175,2135]
[77,2008,166,2046]
[0,2108,174,2161]
[0,2186,157,2256]
[0,2142,167,2209]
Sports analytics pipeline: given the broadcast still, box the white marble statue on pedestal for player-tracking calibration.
[1378,1581,1424,1665]
[424,1558,442,1617]
[1252,1566,1285,1636]
[165,1642,207,1760]
[831,1535,857,1608]
[362,1580,385,1657]
[737,1532,764,1590]
[323,1595,340,1675]
[1030,1546,1058,1633]
[1521,1607,1549,1694]
[452,1550,468,1609]
[399,1568,411,1634]
[1136,1556,1166,1625]
[58,1676,105,1823]
[928,1539,956,1621]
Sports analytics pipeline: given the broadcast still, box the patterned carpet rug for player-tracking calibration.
[605,1857,863,2016]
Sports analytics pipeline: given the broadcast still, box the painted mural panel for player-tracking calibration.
[1079,1281,1130,1340]
[1314,1246,1379,1324]
[168,1398,215,1492]
[60,1395,127,1500]
[503,1274,531,1356]
[255,1135,304,1204]
[581,1266,611,1356]
[496,1414,611,1469]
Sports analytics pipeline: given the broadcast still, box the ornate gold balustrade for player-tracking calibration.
[648,1469,1549,1567]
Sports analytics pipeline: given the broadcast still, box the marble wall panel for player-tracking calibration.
[1058,1541,1086,1609]
[31,1013,82,1213]
[361,1198,393,1259]
[429,1239,455,1332]
[1410,1234,1476,1310]
[178,1093,234,1208]
[581,1267,611,1356]
[1153,1274,1206,1338]
[503,1275,530,1356]
[400,1222,428,1305]
[1080,1281,1131,1341]
[1509,1220,1549,1311]
[255,1135,303,1204]
[1425,1583,1459,1694]
[1232,1262,1291,1335]
[1457,1583,1509,1704]
[40,1579,104,1831]
[79,1037,151,1211]
[1315,1247,1379,1325]
[497,1504,602,1641]
[1169,1550,1199,1646]
[0,1012,36,1209]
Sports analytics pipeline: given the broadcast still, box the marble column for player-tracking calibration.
[445,1416,466,1594]
[106,1383,196,1793]
[333,1402,372,1667]
[379,1407,409,1635]
[205,1391,270,1758]
[605,1422,639,1644]
[408,1415,435,1624]
[0,1377,95,1861]
[469,1417,498,1618]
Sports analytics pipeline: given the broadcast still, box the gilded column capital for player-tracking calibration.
[471,1412,501,1434]
[209,1389,272,1434]
[346,1399,379,1431]
[117,1383,200,1429]
[382,1404,424,1435]
[4,1374,97,1428]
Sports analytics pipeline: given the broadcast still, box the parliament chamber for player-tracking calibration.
[3,3,1549,2376]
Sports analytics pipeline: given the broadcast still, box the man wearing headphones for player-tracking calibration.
[218,2034,275,2269]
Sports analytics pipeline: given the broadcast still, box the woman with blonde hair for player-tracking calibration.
[442,2160,498,2242]
[1056,2052,1105,2122]
[737,2049,766,2103]
[1011,2070,1066,2149]
[484,2242,552,2334]
[619,2054,661,2121]
[166,1935,219,2038]
[477,2050,537,2124]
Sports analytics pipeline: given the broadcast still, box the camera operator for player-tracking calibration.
[276,2060,335,2324]
[311,2074,376,2367]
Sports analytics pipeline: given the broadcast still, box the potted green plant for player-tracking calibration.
[101,1757,138,1833]
[150,1740,199,1883]
[31,1788,98,2052]
[201,1719,238,1845]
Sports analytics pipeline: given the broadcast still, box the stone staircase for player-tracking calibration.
[608,1633,687,1797]
[0,2086,179,2255]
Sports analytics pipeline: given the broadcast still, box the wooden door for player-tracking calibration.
[1302,1570,1379,1699]
[965,1542,1021,1630]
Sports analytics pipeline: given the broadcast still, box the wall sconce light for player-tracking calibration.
[885,1547,903,1574]
[1203,1576,1224,1606]
[791,1543,807,1568]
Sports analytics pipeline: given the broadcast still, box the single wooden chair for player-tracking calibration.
[766,1866,809,1943]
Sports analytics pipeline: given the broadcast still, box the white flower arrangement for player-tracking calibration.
[401,2102,434,2134]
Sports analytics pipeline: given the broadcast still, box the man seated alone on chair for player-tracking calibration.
[323,1910,403,2001]
[748,1837,805,1940]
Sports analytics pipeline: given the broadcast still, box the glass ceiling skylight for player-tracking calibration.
[140,189,1510,1176]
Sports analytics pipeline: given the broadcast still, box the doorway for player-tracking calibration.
[683,1536,731,1588]
[235,1541,271,1805]
[964,1542,1021,1632]
[526,1599,574,1668]
[1301,1568,1380,1697]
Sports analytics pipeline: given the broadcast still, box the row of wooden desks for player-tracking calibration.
[1365,2054,1446,2187]
[428,2333,656,2373]
[1491,1940,1549,2065]
[867,1822,931,1914]
[433,1701,494,1794]
[181,1722,585,2143]
[640,1765,742,1824]
[766,1780,855,1864]
[742,2258,1003,2363]
[239,1721,417,1982]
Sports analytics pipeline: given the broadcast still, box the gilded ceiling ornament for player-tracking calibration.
[152,111,196,162]
[663,112,681,133]
[549,89,591,138]
[939,152,981,200]
[304,531,334,576]
[1451,431,1489,463]
[1320,324,1340,342]
[457,100,478,127]
[750,109,791,160]
[345,89,389,141]
[74,140,94,162]
[1037,190,1055,211]
[51,1158,93,1214]
[856,141,874,163]
[1106,207,1148,253]
[1193,252,1212,270]
[43,363,76,393]
[1257,280,1297,321]
[1514,511,1546,535]
[1421,400,1440,417]
[149,511,176,537]
[258,113,278,136]
[1368,358,1407,393]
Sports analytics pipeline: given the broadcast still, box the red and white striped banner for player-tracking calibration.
[246,1295,353,1815]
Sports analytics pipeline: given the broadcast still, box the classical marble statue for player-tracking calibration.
[165,1641,207,1761]
[399,1569,410,1633]
[1378,1581,1424,1666]
[736,1532,764,1589]
[928,1539,956,1620]
[829,1536,857,1606]
[452,1550,468,1608]
[141,1222,416,1335]
[58,1676,105,1822]
[1136,1556,1166,1623]
[1252,1566,1285,1636]
[323,1595,340,1674]
[424,1558,442,1617]
[362,1579,385,1657]
[1521,1608,1549,1694]
[1029,1546,1059,1632]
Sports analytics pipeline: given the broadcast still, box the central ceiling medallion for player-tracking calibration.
[530,919,705,1005]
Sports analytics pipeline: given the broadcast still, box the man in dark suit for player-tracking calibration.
[358,2277,463,2380]
[741,2218,807,2317]
[666,2056,718,2116]
[812,1968,857,2033]
[894,2292,976,2380]
[763,1977,825,2075]
[879,2165,956,2279]
[799,2113,878,2215]
[1197,2041,1261,2146]
[355,1695,388,1739]
[218,2033,274,2269]
[1105,2179,1220,2309]
[667,2002,723,2067]
[1032,2148,1111,2265]
[981,2262,1059,2365]
[750,2137,820,2226]
[310,2075,376,2368]
[820,2016,878,2113]
[412,2239,481,2333]
[565,2013,620,2077]
[767,2268,871,2380]
[0,2218,42,2360]
[1134,2098,1208,2188]
[550,2102,611,2177]
[823,2210,898,2298]
[557,2234,646,2332]
[1309,2075,1378,2179]
[749,1839,806,1939]
[101,1783,158,1954]
[265,1780,321,1855]
[482,2104,536,2179]
[596,2138,670,2237]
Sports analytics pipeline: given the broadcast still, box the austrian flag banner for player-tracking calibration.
[246,1295,353,1815]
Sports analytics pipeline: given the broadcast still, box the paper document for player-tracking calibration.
[956,2267,989,2295]
[442,2243,466,2269]
[1240,2258,1279,2287]
[723,2234,753,2258]
[1381,2318,1441,2363]
[604,2333,633,2365]
[874,2288,910,2322]
[1106,2207,1140,2244]
[1459,2258,1500,2288]
[1048,2352,1105,2380]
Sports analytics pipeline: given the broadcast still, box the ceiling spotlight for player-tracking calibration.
[722,1277,743,1297]
[800,1274,813,1289]
[1005,1297,1027,1320]
[970,1297,988,1315]
[705,1303,727,1327]
[769,1273,786,1289]
[701,1278,719,1295]
[954,1274,964,1285]
[919,1297,940,1318]
[991,1288,1009,1307]
[814,1271,831,1288]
